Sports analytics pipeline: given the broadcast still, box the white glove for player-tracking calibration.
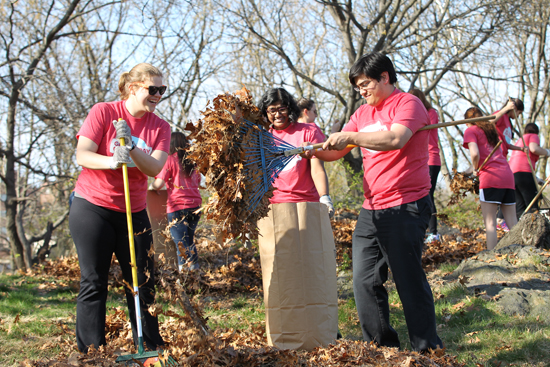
[113,119,132,146]
[109,145,132,169]
[320,195,335,219]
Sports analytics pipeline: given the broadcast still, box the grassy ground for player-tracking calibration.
[2,264,550,366]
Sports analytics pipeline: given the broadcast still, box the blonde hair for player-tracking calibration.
[118,63,163,100]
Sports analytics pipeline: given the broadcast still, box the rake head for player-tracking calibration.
[116,349,178,366]
[239,119,296,213]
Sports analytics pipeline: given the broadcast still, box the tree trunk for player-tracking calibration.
[5,83,27,270]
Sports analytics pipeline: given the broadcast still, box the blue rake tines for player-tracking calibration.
[240,120,296,213]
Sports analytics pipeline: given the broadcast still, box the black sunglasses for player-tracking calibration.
[136,83,167,96]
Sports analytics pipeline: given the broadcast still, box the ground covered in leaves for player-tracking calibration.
[18,210,492,367]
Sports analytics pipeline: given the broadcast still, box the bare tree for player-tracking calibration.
[215,0,514,195]
[0,0,226,270]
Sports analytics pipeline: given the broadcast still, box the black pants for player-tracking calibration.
[352,196,443,351]
[514,172,538,219]
[428,165,440,234]
[69,197,164,353]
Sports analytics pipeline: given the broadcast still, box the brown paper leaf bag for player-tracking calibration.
[257,202,338,350]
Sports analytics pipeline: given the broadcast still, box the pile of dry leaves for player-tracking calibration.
[28,247,466,367]
[24,209,494,366]
[185,87,273,243]
[21,274,462,367]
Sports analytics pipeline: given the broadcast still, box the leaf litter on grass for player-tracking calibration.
[15,209,492,366]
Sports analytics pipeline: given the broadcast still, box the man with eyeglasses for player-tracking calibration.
[311,52,443,352]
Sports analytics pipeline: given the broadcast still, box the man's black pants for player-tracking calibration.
[352,195,443,351]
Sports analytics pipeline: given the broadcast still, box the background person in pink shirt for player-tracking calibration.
[296,97,334,217]
[493,98,524,157]
[150,131,202,271]
[508,123,550,218]
[492,98,524,231]
[313,52,442,352]
[409,88,441,243]
[69,63,170,353]
[462,107,517,250]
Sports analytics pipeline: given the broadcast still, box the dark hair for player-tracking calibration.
[501,98,524,112]
[349,52,397,86]
[524,123,539,135]
[297,97,315,111]
[258,88,301,124]
[170,131,195,177]
[408,88,433,111]
[464,107,499,147]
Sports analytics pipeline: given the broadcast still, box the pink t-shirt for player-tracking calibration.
[342,89,431,210]
[493,111,513,157]
[156,153,202,213]
[463,126,514,189]
[270,123,325,203]
[75,100,171,212]
[427,109,441,166]
[508,133,540,173]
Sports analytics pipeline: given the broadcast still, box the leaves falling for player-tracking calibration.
[447,169,479,206]
[187,87,273,243]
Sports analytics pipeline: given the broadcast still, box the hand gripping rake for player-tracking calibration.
[241,115,495,213]
[114,122,177,366]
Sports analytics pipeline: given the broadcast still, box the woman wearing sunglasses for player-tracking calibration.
[69,63,170,353]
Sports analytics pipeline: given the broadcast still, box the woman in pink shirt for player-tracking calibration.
[463,107,517,250]
[409,88,441,243]
[256,88,338,349]
[69,63,170,352]
[150,132,202,271]
[508,123,549,218]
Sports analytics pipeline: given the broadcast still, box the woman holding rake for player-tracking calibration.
[463,107,517,250]
[69,63,170,353]
[256,88,338,350]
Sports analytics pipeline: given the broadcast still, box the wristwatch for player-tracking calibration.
[129,141,136,151]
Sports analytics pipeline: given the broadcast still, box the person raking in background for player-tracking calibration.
[297,97,334,217]
[409,88,441,244]
[256,88,338,350]
[69,63,170,353]
[508,123,550,219]
[462,107,517,250]
[149,131,202,271]
[492,98,524,231]
[312,52,443,352]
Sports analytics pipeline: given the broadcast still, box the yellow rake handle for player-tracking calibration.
[118,120,138,289]
[118,118,144,353]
